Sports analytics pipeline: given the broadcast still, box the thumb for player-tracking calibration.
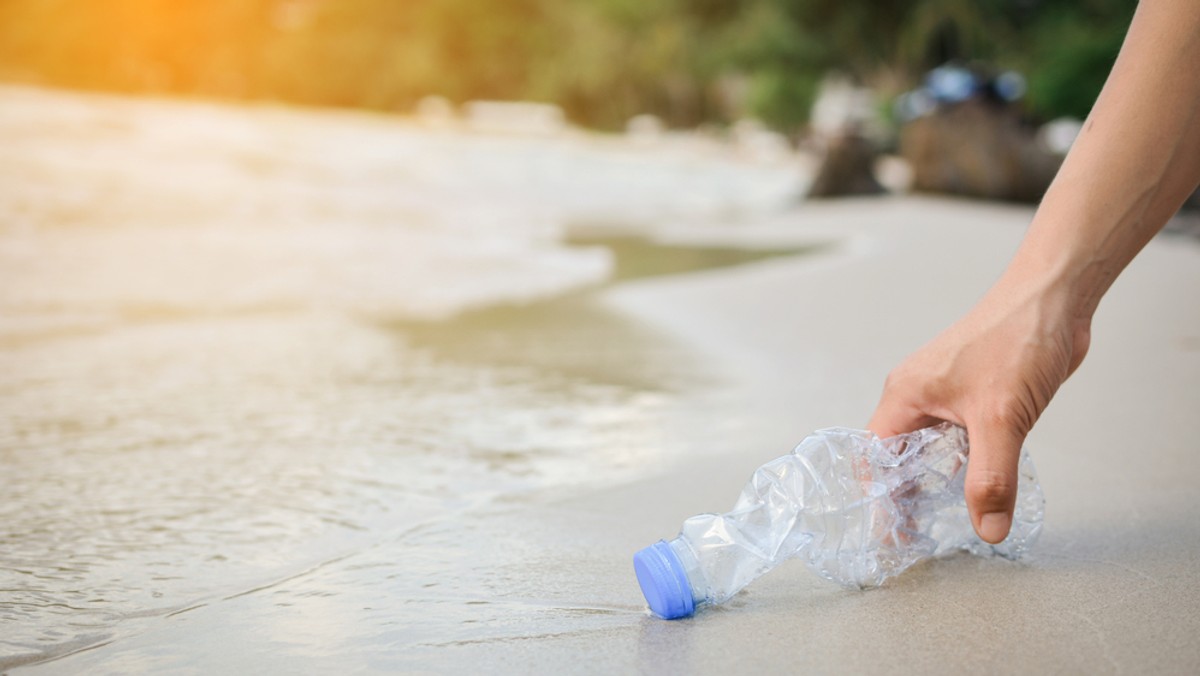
[963,415,1026,544]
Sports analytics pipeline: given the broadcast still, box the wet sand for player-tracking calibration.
[22,196,1200,674]
[3,85,819,672]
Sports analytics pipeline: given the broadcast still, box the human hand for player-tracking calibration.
[868,274,1092,543]
[870,0,1200,546]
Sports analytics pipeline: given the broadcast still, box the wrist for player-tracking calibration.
[984,240,1097,378]
[1003,212,1118,323]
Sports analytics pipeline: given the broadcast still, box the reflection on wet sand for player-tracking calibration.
[399,235,816,391]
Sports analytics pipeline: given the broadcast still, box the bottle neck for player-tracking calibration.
[667,537,710,607]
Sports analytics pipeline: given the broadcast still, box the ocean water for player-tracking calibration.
[0,86,808,670]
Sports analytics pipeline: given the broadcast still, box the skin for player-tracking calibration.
[869,0,1200,544]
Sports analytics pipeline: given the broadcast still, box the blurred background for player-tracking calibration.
[0,0,1148,203]
[0,0,1133,128]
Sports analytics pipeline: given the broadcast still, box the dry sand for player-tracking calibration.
[596,197,1200,674]
[27,196,1200,674]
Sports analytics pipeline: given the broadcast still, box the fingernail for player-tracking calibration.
[979,512,1012,544]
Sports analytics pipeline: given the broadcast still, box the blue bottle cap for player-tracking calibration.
[633,540,695,619]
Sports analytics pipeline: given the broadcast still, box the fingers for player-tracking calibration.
[963,416,1026,543]
[867,371,948,439]
[868,402,924,439]
[870,363,1032,546]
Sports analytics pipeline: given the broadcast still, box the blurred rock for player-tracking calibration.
[807,129,885,198]
[901,99,1061,202]
[731,118,792,163]
[414,95,457,129]
[463,101,565,137]
[1038,117,1084,155]
[810,77,879,139]
[875,155,914,194]
[626,114,664,144]
[806,77,887,198]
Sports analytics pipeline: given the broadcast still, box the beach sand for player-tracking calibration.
[24,196,1200,674]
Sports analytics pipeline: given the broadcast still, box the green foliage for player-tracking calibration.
[746,69,820,131]
[1020,2,1134,120]
[0,0,1138,130]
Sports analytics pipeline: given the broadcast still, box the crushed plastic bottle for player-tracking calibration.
[633,423,1044,619]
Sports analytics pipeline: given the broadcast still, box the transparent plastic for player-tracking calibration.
[659,423,1044,613]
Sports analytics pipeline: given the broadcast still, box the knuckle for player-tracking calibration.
[966,469,1017,509]
[919,369,951,401]
[882,369,904,393]
[983,397,1035,432]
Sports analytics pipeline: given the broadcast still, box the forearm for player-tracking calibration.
[1007,0,1200,319]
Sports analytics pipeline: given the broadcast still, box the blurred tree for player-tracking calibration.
[1017,0,1134,120]
[0,0,1135,131]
